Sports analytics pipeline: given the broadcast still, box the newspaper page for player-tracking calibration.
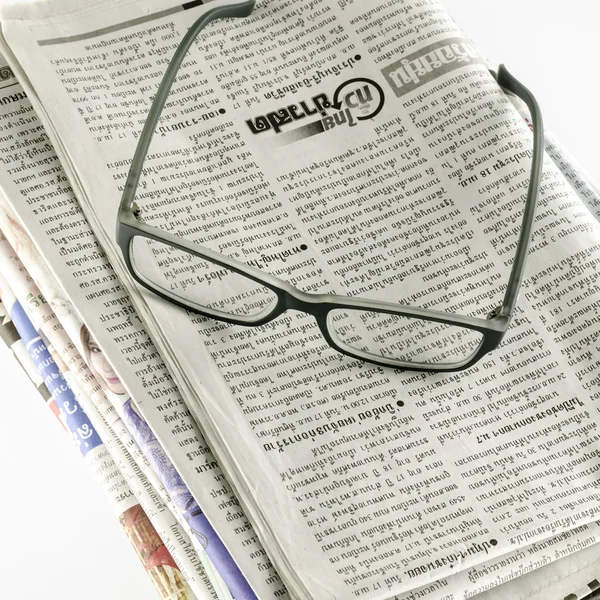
[3,0,600,598]
[2,33,600,600]
[0,222,235,600]
[471,542,600,600]
[0,49,283,600]
[506,95,600,225]
[544,133,600,224]
[0,294,198,600]
[0,235,220,600]
[0,214,251,600]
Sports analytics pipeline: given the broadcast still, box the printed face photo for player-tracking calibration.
[81,324,126,395]
[89,339,126,395]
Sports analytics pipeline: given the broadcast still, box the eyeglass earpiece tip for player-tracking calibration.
[496,64,513,88]
[238,0,256,17]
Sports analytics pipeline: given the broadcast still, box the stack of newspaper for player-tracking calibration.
[1,0,600,599]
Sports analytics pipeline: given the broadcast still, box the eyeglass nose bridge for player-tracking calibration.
[278,286,331,320]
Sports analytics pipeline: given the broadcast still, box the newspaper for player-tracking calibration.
[0,231,221,600]
[0,43,285,600]
[0,76,258,600]
[0,208,254,600]
[0,295,198,600]
[0,302,48,395]
[471,542,600,600]
[507,97,600,224]
[1,0,600,598]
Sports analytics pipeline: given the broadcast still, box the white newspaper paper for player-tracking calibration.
[0,231,217,599]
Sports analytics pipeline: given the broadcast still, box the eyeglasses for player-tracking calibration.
[116,1,544,373]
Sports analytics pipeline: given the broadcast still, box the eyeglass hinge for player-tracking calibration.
[487,306,503,320]
[131,202,142,220]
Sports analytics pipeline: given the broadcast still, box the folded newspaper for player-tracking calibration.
[0,292,200,600]
[0,0,599,598]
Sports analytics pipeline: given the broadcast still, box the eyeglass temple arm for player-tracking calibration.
[119,0,256,215]
[491,65,544,319]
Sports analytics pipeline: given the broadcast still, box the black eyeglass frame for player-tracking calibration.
[116,0,544,373]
